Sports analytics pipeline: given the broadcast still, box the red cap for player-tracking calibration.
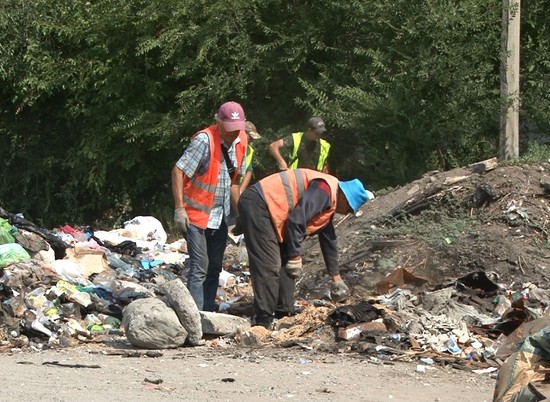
[217,101,246,132]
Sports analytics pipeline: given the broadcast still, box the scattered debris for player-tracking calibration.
[143,378,163,385]
[221,378,236,383]
[4,161,550,394]
[42,361,101,369]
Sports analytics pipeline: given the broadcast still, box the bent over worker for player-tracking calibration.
[269,117,331,173]
[171,101,247,311]
[237,168,373,328]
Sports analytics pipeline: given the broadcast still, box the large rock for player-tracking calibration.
[200,311,251,336]
[161,279,203,345]
[122,298,187,349]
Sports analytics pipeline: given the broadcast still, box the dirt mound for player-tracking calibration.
[302,161,550,297]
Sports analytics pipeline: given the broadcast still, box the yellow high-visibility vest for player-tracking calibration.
[289,132,330,171]
[245,145,254,170]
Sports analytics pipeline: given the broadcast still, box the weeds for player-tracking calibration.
[366,209,481,248]
[500,141,550,166]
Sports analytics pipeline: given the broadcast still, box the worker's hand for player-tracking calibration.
[278,161,288,171]
[330,280,350,302]
[174,207,189,234]
[284,257,302,279]
[232,216,243,236]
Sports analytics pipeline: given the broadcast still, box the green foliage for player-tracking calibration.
[1,0,550,227]
[295,0,503,187]
[521,1,550,129]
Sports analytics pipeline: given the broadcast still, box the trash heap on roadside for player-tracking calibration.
[0,208,253,351]
[0,206,548,363]
[247,264,550,375]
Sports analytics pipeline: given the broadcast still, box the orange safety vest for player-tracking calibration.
[183,125,247,229]
[259,168,339,243]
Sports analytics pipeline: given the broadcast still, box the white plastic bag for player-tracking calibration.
[123,216,167,244]
[219,270,236,288]
[50,259,90,285]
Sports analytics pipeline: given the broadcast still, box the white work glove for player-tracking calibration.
[330,280,350,302]
[174,207,189,233]
[284,258,302,279]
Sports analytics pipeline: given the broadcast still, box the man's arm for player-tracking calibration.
[239,170,253,193]
[269,138,288,171]
[232,140,249,211]
[171,166,186,208]
[230,182,240,217]
[318,222,340,279]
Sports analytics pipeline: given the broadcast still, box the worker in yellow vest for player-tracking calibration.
[269,117,331,173]
[269,117,330,173]
[239,121,262,193]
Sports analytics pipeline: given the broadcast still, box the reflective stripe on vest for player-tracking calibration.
[259,168,339,243]
[183,126,247,229]
[289,132,331,171]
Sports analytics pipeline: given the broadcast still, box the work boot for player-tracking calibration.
[274,310,297,319]
[253,313,273,329]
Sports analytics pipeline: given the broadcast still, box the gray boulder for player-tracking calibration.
[200,311,251,336]
[161,279,203,345]
[122,298,187,349]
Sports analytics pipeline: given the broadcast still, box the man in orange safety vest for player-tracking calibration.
[237,168,374,328]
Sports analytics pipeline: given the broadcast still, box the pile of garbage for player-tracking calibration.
[0,208,251,351]
[0,201,548,368]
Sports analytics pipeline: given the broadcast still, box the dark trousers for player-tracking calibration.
[238,188,295,324]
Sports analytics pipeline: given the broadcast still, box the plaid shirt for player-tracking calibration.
[176,132,246,229]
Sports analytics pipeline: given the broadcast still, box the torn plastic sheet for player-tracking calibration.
[328,301,384,327]
[421,288,497,326]
[377,288,417,311]
[494,326,550,401]
[455,271,501,294]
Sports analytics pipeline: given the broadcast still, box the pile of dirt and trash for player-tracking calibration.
[3,158,550,400]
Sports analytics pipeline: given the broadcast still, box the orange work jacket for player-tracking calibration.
[259,168,339,243]
[183,125,247,229]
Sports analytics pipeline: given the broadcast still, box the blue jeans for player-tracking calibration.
[184,220,228,311]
